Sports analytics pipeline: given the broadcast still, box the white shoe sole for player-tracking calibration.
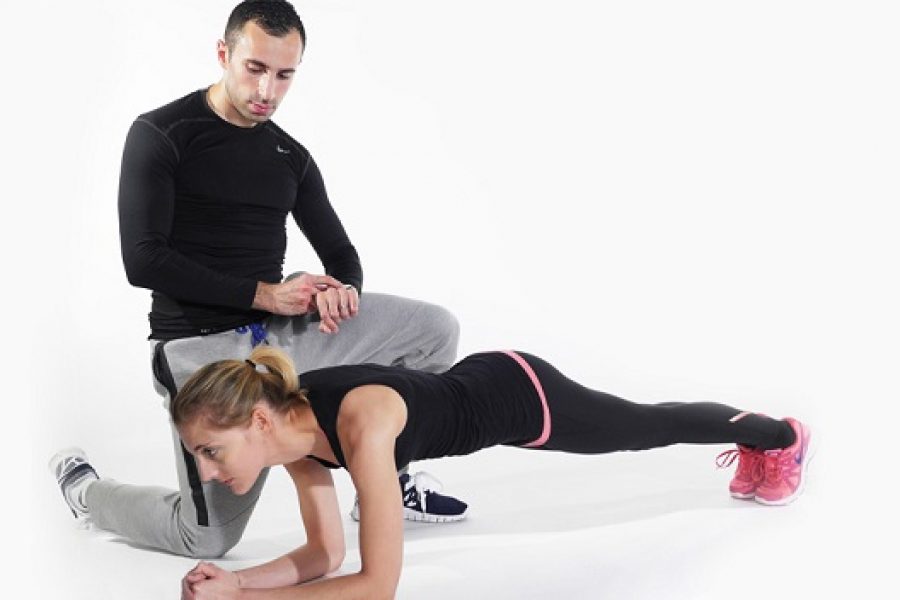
[351,507,467,523]
[730,490,756,500]
[403,507,468,523]
[48,447,89,480]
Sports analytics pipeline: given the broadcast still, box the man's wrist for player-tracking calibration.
[252,281,275,312]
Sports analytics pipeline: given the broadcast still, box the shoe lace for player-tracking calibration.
[716,447,764,481]
[404,471,444,513]
[762,449,789,484]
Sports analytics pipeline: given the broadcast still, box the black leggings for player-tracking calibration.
[517,352,794,453]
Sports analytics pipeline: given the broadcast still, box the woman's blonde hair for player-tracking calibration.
[170,345,308,428]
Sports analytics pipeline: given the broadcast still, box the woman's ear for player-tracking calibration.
[251,402,274,433]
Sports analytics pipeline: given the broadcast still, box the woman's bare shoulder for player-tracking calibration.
[337,384,408,440]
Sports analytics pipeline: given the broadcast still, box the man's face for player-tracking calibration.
[218,20,304,126]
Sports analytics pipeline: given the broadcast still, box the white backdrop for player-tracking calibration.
[7,1,898,598]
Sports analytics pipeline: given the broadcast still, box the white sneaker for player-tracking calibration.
[49,447,98,521]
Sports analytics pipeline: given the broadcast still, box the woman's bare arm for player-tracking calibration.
[235,458,346,589]
[235,384,407,600]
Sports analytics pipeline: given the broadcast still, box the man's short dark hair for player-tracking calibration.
[224,0,306,51]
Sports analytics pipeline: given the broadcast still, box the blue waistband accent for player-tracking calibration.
[235,322,268,347]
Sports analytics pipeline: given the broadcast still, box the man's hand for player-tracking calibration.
[311,284,360,334]
[182,562,241,600]
[253,273,343,316]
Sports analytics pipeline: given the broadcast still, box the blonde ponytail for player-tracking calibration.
[171,345,308,428]
[246,345,299,395]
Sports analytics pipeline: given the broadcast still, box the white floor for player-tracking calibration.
[26,404,890,599]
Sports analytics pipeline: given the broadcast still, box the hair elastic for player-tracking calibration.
[245,359,267,374]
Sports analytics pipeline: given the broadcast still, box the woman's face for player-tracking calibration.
[179,415,268,496]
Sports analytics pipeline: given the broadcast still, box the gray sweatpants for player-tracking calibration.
[85,292,459,557]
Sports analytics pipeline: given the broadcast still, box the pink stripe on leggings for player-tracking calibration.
[501,350,551,448]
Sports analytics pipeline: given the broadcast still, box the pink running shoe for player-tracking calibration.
[754,418,814,506]
[717,445,765,499]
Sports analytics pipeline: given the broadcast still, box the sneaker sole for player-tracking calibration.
[755,424,816,507]
[48,447,88,478]
[730,490,756,500]
[403,507,468,523]
[351,507,468,523]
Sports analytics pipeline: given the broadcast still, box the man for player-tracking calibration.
[50,0,467,559]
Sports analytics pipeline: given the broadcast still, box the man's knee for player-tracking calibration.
[424,303,460,348]
[178,523,245,559]
[412,302,460,372]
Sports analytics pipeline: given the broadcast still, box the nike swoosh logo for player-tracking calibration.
[276,145,290,154]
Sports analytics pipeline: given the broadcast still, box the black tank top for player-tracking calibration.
[298,352,544,470]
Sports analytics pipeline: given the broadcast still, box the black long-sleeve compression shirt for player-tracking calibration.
[118,89,362,340]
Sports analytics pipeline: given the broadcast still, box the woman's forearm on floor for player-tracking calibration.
[237,544,341,589]
[240,572,394,600]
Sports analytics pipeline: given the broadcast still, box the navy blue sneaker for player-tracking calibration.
[349,471,468,523]
[400,472,468,522]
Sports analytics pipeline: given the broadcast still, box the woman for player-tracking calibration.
[171,346,813,599]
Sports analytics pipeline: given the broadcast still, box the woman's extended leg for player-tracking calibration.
[515,352,812,505]
[516,352,792,453]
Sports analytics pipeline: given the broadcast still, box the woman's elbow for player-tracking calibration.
[365,573,399,600]
[358,564,400,599]
[313,538,344,574]
[325,545,346,573]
